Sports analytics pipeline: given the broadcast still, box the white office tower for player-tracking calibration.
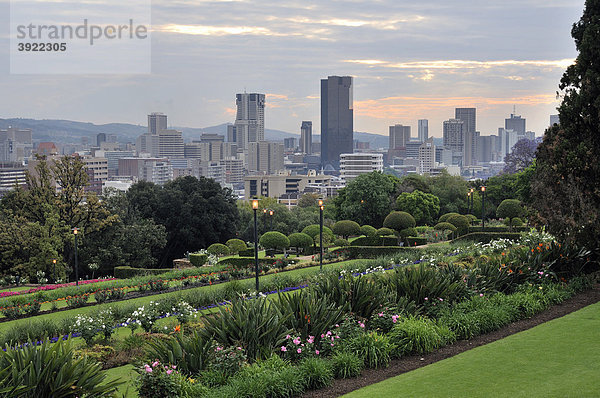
[234,93,265,150]
[339,153,383,182]
[148,112,167,134]
[418,138,436,174]
[418,119,429,143]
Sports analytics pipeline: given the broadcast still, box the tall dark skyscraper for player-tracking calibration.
[455,108,476,166]
[505,113,526,136]
[321,76,353,168]
[300,121,312,154]
[148,112,167,134]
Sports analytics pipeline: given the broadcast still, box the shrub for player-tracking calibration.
[332,246,415,259]
[447,214,470,235]
[0,338,120,397]
[200,296,291,361]
[389,264,466,307]
[350,236,398,246]
[260,231,290,252]
[148,279,169,291]
[388,316,455,357]
[189,253,208,267]
[1,306,22,320]
[226,238,248,254]
[146,331,215,375]
[238,248,255,257]
[217,257,284,270]
[298,356,334,390]
[331,351,364,379]
[360,225,377,237]
[434,222,457,233]
[346,332,394,369]
[439,212,460,223]
[451,232,522,244]
[406,237,428,246]
[376,227,396,237]
[496,199,525,231]
[94,289,111,304]
[211,346,247,377]
[368,307,402,334]
[66,295,88,308]
[334,238,350,247]
[302,224,333,240]
[288,232,313,253]
[332,220,361,239]
[114,266,170,278]
[137,360,189,398]
[383,211,416,243]
[208,243,231,257]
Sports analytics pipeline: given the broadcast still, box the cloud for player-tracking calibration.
[343,58,575,70]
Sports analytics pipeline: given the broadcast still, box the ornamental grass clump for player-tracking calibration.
[388,316,455,357]
[345,331,394,369]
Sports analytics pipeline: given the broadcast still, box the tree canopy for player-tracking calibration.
[395,190,440,225]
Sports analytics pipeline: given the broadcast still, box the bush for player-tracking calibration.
[388,316,455,357]
[376,227,396,237]
[207,243,231,257]
[288,233,313,253]
[505,217,524,227]
[114,266,171,279]
[146,331,215,375]
[434,222,457,233]
[1,306,22,320]
[189,253,208,267]
[406,237,427,246]
[332,246,417,259]
[302,224,333,240]
[332,220,361,239]
[350,236,398,246]
[260,231,290,252]
[447,214,470,235]
[451,232,522,244]
[439,212,460,223]
[238,248,255,257]
[0,338,120,397]
[383,211,416,238]
[496,199,525,231]
[330,351,364,379]
[298,356,334,390]
[66,295,88,308]
[217,257,284,270]
[360,225,377,237]
[226,238,248,254]
[346,332,394,369]
[468,226,530,233]
[334,238,349,247]
[137,360,189,398]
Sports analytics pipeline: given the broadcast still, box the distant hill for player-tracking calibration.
[0,118,390,149]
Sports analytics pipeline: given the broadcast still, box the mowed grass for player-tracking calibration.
[345,301,600,398]
[0,259,367,335]
[102,364,138,398]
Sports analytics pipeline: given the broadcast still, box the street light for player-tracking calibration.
[252,198,260,292]
[480,186,487,230]
[72,228,79,286]
[470,188,474,215]
[318,199,324,271]
[52,259,57,284]
[263,208,267,234]
[269,209,274,231]
[467,191,472,214]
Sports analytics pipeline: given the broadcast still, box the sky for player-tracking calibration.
[0,0,585,138]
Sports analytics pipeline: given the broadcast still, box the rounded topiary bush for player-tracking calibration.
[332,220,361,239]
[434,222,457,232]
[207,243,230,257]
[383,211,416,232]
[226,238,247,254]
[360,225,377,237]
[288,232,313,252]
[376,227,395,237]
[334,238,350,247]
[439,212,460,223]
[301,224,333,240]
[259,231,290,251]
[189,252,208,266]
[447,214,470,236]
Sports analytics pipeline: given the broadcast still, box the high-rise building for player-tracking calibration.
[476,135,493,163]
[505,113,526,136]
[148,112,167,134]
[157,130,184,159]
[248,142,284,174]
[300,121,312,154]
[418,119,429,143]
[96,133,107,147]
[234,93,265,150]
[339,153,383,182]
[418,138,436,174]
[550,114,560,126]
[389,124,411,149]
[0,127,33,163]
[443,119,465,153]
[284,138,297,151]
[321,76,353,168]
[200,134,225,143]
[223,158,244,184]
[455,108,476,166]
[227,125,237,143]
[0,162,27,194]
[497,128,518,159]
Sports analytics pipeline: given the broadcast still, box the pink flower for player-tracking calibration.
[480,293,484,297]
[392,315,398,323]
[216,346,223,351]
[144,365,152,373]
[335,324,339,327]
[331,343,334,347]
[166,370,173,375]
[281,346,287,352]
[286,334,291,339]
[359,323,365,328]
[293,338,301,345]
[152,361,159,367]
[424,297,428,301]
[379,313,384,317]
[297,348,302,354]
[315,350,320,355]
[321,334,325,338]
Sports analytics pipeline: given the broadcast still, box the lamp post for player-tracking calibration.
[263,208,267,234]
[318,199,324,271]
[72,228,79,286]
[481,186,487,230]
[467,191,472,214]
[252,199,260,292]
[52,259,57,284]
[470,188,474,215]
[269,209,274,231]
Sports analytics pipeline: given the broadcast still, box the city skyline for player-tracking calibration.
[0,1,584,137]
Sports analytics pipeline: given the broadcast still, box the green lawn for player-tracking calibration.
[345,301,600,398]
[103,364,138,398]
[0,286,31,294]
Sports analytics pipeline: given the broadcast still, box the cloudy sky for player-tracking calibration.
[0,0,584,138]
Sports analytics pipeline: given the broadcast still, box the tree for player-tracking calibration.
[496,199,525,231]
[383,211,416,245]
[439,212,460,223]
[207,243,230,257]
[429,171,469,214]
[332,220,361,240]
[127,176,239,266]
[333,172,395,227]
[302,224,334,250]
[376,227,395,236]
[288,232,313,254]
[532,1,600,249]
[259,231,290,253]
[360,225,377,237]
[226,239,248,254]
[395,190,440,225]
[297,193,320,208]
[503,138,539,174]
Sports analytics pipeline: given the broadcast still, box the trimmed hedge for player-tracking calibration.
[217,257,285,268]
[239,248,255,257]
[332,246,420,258]
[406,237,428,246]
[114,266,172,279]
[469,226,530,233]
[351,236,398,247]
[451,232,523,244]
[189,253,208,267]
